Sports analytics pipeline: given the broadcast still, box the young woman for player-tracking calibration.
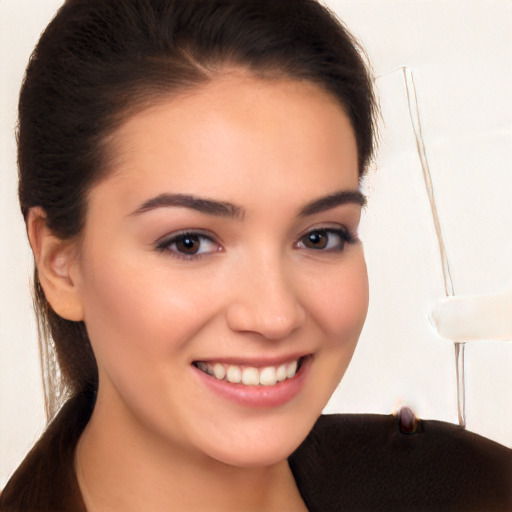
[1,1,510,511]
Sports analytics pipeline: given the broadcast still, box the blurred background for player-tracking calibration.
[1,0,511,487]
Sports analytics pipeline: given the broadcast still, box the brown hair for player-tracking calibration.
[1,1,376,509]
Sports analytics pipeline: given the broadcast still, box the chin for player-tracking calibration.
[206,438,304,469]
[192,408,321,469]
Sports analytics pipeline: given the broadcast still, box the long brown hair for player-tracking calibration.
[1,1,377,509]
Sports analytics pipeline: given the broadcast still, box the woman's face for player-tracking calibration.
[71,73,368,467]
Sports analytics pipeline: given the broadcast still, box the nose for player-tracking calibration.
[225,255,306,340]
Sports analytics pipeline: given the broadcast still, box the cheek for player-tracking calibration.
[77,255,220,366]
[307,254,369,342]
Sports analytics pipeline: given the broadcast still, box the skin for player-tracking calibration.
[30,72,369,511]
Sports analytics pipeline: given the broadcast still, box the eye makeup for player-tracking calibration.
[295,226,356,252]
[154,229,222,260]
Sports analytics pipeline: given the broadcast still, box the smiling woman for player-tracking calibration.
[0,1,375,510]
[1,1,511,512]
[65,76,368,478]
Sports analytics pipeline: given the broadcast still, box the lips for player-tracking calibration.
[192,355,311,408]
[194,358,301,386]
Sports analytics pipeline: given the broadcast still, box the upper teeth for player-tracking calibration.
[196,360,299,386]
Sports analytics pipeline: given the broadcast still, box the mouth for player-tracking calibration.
[192,356,308,387]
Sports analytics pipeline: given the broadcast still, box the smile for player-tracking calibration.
[193,358,304,386]
[192,355,311,408]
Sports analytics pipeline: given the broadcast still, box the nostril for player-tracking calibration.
[396,405,418,435]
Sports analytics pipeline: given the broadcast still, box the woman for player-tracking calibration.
[1,1,510,511]
[1,1,374,510]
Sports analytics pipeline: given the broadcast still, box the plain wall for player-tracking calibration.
[1,0,511,487]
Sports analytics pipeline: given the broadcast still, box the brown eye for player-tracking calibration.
[303,231,328,249]
[175,234,201,254]
[296,228,354,252]
[155,231,220,258]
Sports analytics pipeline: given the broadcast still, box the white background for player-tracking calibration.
[1,0,511,487]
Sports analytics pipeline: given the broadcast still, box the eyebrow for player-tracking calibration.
[131,189,366,219]
[299,190,366,216]
[131,193,244,219]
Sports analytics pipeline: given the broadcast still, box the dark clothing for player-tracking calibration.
[290,414,512,511]
[1,392,511,511]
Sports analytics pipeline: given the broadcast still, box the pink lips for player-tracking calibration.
[192,355,311,408]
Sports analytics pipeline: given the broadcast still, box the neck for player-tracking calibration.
[74,389,307,512]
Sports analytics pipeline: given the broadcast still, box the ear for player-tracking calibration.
[27,207,84,322]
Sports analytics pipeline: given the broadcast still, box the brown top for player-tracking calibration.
[290,413,512,511]
[1,392,511,511]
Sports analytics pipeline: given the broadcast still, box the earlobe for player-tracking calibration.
[27,207,84,322]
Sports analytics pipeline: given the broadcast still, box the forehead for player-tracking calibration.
[93,73,359,211]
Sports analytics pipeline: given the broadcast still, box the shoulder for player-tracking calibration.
[289,413,512,512]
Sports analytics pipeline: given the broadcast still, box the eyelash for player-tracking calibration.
[155,227,356,260]
[295,227,356,252]
[155,230,220,261]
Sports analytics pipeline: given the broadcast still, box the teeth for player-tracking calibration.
[242,367,259,386]
[213,363,226,380]
[286,360,298,379]
[197,361,213,376]
[196,358,302,386]
[276,364,287,382]
[226,365,242,383]
[259,366,277,386]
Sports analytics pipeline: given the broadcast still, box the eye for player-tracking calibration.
[296,228,354,252]
[155,231,221,259]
